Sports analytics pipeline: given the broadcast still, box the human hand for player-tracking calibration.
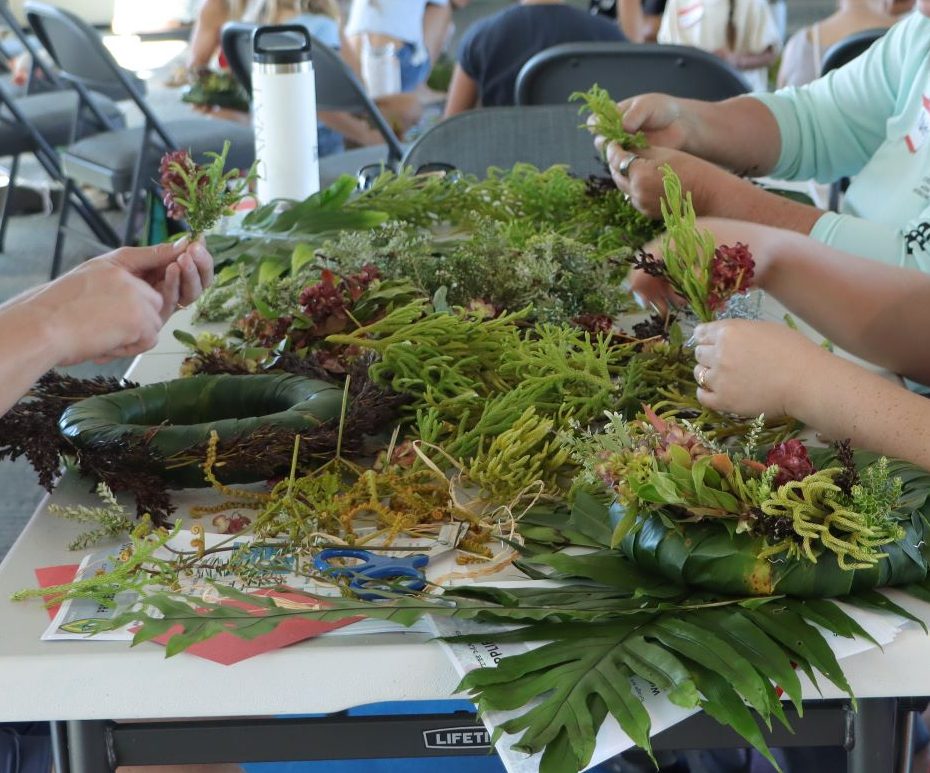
[691,319,830,418]
[77,239,214,323]
[606,143,734,219]
[30,263,167,366]
[591,93,691,155]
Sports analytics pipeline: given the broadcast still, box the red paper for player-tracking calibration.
[34,564,81,619]
[147,589,360,665]
[35,566,358,665]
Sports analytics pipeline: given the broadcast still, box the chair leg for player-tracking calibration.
[0,154,20,253]
[122,137,152,246]
[51,178,73,280]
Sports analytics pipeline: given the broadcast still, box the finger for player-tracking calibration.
[159,262,181,321]
[620,98,649,132]
[189,238,214,290]
[605,141,623,169]
[693,344,716,365]
[692,323,720,345]
[177,252,204,306]
[693,363,713,391]
[610,164,631,196]
[594,134,606,154]
[114,238,189,275]
[696,386,724,412]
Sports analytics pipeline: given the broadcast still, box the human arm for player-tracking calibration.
[691,320,930,470]
[187,0,228,70]
[605,142,824,231]
[443,63,478,116]
[612,13,913,177]
[670,217,930,383]
[617,0,647,43]
[714,45,778,72]
[0,239,213,416]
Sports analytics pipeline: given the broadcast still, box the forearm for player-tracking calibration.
[618,0,646,43]
[730,47,778,72]
[679,96,781,176]
[698,218,930,381]
[700,177,822,234]
[0,301,60,416]
[792,354,930,471]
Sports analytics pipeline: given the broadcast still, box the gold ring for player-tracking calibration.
[697,366,710,390]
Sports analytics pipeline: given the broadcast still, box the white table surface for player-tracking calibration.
[2,302,929,725]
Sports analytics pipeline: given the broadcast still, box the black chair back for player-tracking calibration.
[515,42,750,106]
[820,27,887,76]
[25,2,146,111]
[221,21,403,161]
[402,104,606,179]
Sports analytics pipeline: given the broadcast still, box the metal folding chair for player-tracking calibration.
[515,42,750,106]
[25,2,255,275]
[401,104,605,178]
[0,0,128,260]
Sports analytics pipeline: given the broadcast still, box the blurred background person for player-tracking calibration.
[655,0,781,91]
[778,0,901,88]
[444,0,623,116]
[593,0,667,42]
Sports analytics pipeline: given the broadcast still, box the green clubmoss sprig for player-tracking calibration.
[572,84,648,151]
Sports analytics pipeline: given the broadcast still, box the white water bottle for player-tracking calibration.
[252,25,320,202]
[360,34,401,99]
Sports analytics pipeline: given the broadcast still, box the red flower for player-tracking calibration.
[159,149,207,221]
[708,242,755,312]
[765,439,815,487]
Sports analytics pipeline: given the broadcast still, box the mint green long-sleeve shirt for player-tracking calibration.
[753,12,930,271]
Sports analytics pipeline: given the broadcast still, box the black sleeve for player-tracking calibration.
[642,0,666,14]
[456,22,482,79]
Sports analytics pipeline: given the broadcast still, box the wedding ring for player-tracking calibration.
[618,153,640,179]
[697,366,711,390]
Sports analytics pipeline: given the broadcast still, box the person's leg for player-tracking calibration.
[0,723,52,773]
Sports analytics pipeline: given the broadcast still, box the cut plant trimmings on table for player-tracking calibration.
[37,441,930,773]
[159,140,256,239]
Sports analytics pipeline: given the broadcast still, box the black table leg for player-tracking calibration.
[50,720,70,773]
[848,698,898,773]
[65,720,112,773]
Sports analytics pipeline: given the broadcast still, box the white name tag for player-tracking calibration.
[905,95,930,153]
[677,0,705,29]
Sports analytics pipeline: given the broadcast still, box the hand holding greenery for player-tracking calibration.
[573,84,648,150]
[635,166,755,321]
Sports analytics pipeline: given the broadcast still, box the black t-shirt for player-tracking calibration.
[589,0,667,18]
[458,5,624,107]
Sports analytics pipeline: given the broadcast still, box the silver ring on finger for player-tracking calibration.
[618,153,640,179]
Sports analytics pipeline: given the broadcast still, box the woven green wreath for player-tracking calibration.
[58,374,343,487]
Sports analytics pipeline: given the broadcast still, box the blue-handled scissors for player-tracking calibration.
[313,548,429,600]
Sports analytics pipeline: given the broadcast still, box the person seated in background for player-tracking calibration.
[597,0,930,272]
[636,0,782,91]
[591,0,667,42]
[344,0,450,93]
[443,0,623,117]
[777,0,901,88]
[186,0,397,152]
[0,239,212,417]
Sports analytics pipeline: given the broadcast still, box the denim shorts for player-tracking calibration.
[0,724,51,773]
[397,42,430,93]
